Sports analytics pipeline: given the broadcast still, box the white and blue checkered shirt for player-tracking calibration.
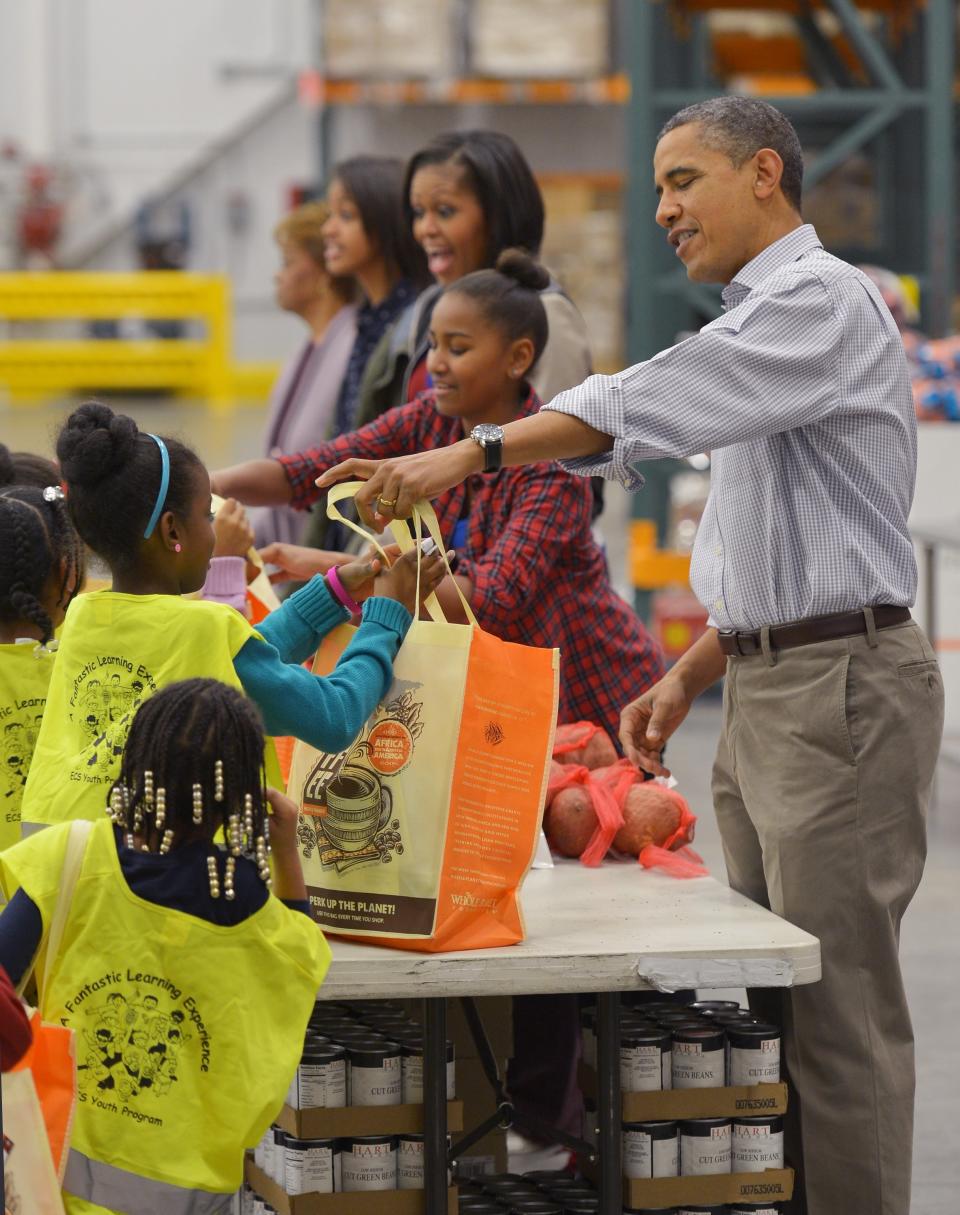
[545,225,918,630]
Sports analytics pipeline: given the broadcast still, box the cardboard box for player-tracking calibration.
[540,179,625,374]
[277,1102,463,1139]
[624,1169,794,1207]
[579,1065,788,1121]
[245,1160,458,1214]
[322,0,452,78]
[446,996,514,1064]
[470,0,610,77]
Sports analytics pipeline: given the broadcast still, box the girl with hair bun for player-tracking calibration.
[0,678,331,1212]
[0,485,85,847]
[215,249,664,744]
[20,401,448,834]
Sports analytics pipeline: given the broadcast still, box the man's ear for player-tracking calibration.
[753,147,785,202]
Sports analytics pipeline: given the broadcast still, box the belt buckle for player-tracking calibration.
[718,628,742,656]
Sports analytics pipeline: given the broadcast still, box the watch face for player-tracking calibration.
[472,424,504,446]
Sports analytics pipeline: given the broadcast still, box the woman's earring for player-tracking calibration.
[174,542,182,553]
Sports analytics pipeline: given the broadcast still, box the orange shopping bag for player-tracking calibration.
[6,820,88,1190]
[286,485,559,952]
[10,1011,75,1181]
[2,1070,67,1214]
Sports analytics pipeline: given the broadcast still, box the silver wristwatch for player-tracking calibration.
[470,423,505,474]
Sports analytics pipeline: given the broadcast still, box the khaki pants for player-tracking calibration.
[712,621,944,1215]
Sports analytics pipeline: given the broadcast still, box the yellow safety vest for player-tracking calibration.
[0,641,56,850]
[21,591,278,832]
[0,818,331,1215]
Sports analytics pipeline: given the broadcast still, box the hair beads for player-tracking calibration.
[154,784,166,830]
[108,678,273,894]
[207,855,221,899]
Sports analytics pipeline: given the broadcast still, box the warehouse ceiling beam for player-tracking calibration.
[923,0,955,335]
[626,0,957,356]
[823,0,902,92]
[803,100,901,188]
[792,7,855,90]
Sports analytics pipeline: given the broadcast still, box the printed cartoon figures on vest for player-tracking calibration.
[75,664,156,780]
[76,986,196,1110]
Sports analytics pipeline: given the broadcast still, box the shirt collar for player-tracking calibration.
[356,278,416,330]
[722,224,823,309]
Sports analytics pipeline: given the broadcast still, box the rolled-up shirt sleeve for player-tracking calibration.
[542,278,843,488]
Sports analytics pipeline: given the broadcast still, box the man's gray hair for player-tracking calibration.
[659,97,803,213]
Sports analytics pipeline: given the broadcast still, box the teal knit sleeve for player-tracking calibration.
[234,596,412,752]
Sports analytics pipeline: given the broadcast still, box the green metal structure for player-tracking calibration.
[624,0,958,362]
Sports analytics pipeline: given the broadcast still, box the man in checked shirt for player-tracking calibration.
[321,98,945,1215]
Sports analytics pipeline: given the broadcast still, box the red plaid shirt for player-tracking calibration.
[280,388,665,743]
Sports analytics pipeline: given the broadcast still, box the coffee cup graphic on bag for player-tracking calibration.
[321,765,392,853]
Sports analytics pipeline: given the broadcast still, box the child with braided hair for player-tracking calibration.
[0,441,61,490]
[0,485,85,847]
[0,678,331,1213]
[21,401,449,834]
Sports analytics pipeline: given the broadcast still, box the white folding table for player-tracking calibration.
[322,860,821,1214]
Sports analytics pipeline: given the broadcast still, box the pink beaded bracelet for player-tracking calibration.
[326,566,362,616]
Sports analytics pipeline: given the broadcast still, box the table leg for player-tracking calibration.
[595,991,622,1215]
[423,996,448,1215]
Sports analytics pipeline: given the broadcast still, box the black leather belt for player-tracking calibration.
[717,605,911,657]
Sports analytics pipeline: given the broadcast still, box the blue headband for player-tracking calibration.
[143,434,171,539]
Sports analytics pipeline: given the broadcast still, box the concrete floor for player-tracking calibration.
[4,396,958,1209]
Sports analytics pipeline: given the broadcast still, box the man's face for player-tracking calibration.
[653,123,759,285]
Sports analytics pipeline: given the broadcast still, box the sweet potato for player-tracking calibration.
[544,785,598,858]
[613,783,683,855]
[554,723,618,769]
[581,730,618,770]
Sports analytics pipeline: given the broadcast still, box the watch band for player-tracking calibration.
[481,440,502,474]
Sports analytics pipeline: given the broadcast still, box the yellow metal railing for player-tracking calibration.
[0,272,236,401]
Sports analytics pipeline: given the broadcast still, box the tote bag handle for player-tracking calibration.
[325,481,478,628]
[37,819,93,997]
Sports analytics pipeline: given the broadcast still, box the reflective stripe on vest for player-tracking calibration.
[65,1149,233,1215]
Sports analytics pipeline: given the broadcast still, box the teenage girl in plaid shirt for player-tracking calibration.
[214,250,664,746]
